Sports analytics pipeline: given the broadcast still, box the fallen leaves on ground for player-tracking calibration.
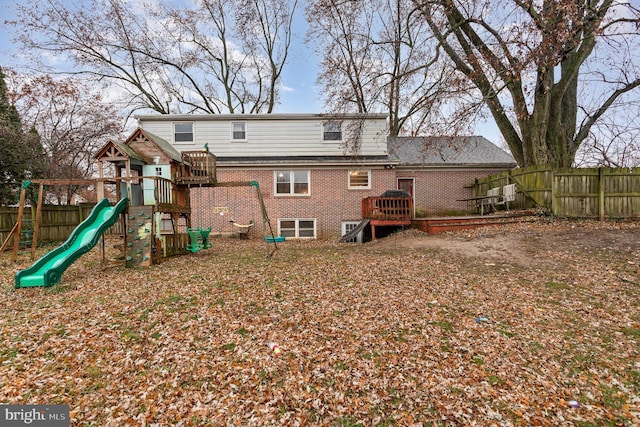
[1,219,639,426]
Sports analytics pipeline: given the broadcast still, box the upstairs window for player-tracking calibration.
[174,122,193,143]
[275,170,310,195]
[348,170,371,189]
[232,122,247,141]
[323,121,342,141]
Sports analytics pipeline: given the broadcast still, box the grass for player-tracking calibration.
[430,321,454,333]
[487,374,503,386]
[220,342,237,351]
[545,280,572,290]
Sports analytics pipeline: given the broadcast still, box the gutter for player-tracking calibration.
[136,113,388,122]
[395,163,517,170]
[216,158,399,169]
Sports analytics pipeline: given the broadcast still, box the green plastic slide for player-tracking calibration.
[15,198,129,288]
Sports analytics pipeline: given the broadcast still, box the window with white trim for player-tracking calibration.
[231,122,247,141]
[279,219,316,239]
[275,170,310,195]
[323,121,342,141]
[348,170,371,189]
[341,221,363,243]
[174,122,193,143]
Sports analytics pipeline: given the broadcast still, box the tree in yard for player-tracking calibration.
[9,0,298,115]
[307,0,468,137]
[574,107,640,167]
[0,67,45,206]
[234,0,298,113]
[4,70,124,204]
[413,0,640,168]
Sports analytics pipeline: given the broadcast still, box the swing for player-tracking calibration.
[226,185,256,239]
[230,220,254,239]
[206,180,279,258]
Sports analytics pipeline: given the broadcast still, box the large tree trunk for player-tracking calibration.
[414,0,639,169]
[522,66,580,168]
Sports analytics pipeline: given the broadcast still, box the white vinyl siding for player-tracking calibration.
[279,219,316,239]
[138,114,388,156]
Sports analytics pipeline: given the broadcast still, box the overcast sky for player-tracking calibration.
[0,0,503,143]
[0,0,325,113]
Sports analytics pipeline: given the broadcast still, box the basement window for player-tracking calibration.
[279,218,316,239]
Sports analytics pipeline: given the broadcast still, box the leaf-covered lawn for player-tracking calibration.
[1,220,639,426]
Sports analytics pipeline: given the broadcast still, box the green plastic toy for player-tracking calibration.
[15,198,129,288]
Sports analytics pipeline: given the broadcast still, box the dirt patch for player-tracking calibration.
[370,218,640,267]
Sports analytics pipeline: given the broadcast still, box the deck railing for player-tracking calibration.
[362,196,414,221]
[177,151,217,185]
[153,177,189,211]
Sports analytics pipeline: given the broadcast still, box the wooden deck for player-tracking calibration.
[362,196,413,239]
[412,210,536,235]
[345,195,537,241]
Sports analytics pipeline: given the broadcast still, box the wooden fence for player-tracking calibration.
[0,204,124,247]
[476,165,640,219]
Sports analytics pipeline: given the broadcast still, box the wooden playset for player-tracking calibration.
[9,128,278,287]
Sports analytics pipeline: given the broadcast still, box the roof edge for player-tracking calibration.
[135,113,388,121]
[396,163,517,169]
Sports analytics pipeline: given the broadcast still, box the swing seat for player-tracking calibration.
[186,228,204,252]
[264,236,285,243]
[199,227,213,249]
[230,220,254,239]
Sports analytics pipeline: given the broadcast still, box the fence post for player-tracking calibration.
[598,167,605,221]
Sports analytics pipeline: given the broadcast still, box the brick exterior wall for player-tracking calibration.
[396,168,509,216]
[189,166,511,239]
[190,168,396,239]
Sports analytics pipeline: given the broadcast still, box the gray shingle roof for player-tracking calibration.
[388,136,516,166]
[113,142,144,161]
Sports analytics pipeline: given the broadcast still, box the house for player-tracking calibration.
[388,136,517,215]
[134,113,516,239]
